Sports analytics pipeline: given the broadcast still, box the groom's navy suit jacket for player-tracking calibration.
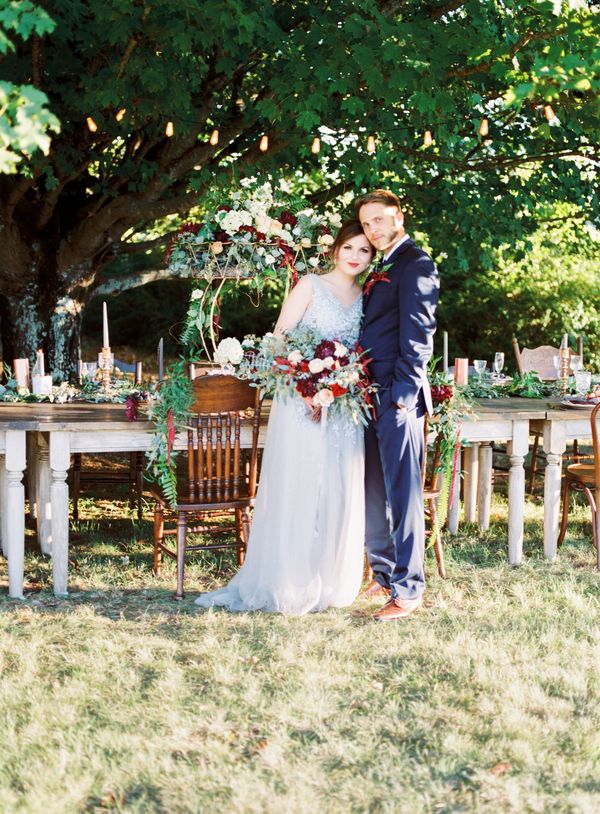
[360,238,439,418]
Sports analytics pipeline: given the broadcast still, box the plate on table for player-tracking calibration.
[560,396,599,409]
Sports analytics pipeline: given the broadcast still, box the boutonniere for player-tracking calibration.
[363,262,392,297]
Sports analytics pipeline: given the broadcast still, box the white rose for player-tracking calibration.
[322,356,335,369]
[191,289,203,301]
[308,358,325,374]
[255,214,271,234]
[270,219,283,231]
[334,341,348,357]
[210,241,224,255]
[318,233,335,246]
[300,237,312,248]
[287,350,302,365]
[314,388,334,407]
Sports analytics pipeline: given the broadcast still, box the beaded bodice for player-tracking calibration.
[299,274,362,344]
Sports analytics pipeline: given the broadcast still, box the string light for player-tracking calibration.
[165,121,174,137]
[133,136,142,152]
[423,129,433,147]
[479,117,489,137]
[86,116,98,133]
[209,128,219,146]
[311,137,320,154]
[259,134,269,152]
[544,104,555,122]
[366,135,376,153]
[115,108,126,122]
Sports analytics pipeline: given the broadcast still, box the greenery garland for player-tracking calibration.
[145,358,193,508]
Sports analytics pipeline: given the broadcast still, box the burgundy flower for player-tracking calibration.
[214,229,229,243]
[296,379,317,398]
[314,339,336,359]
[125,395,139,421]
[279,211,298,227]
[431,384,454,405]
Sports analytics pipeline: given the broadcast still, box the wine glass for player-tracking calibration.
[493,352,504,379]
[570,354,582,375]
[473,359,487,381]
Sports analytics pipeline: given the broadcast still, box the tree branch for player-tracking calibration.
[93,266,193,298]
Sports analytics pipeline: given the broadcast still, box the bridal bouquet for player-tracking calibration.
[216,328,377,426]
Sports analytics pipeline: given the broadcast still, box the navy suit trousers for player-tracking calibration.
[364,401,426,600]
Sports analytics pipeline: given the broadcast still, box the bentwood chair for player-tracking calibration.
[557,402,600,569]
[512,336,583,491]
[151,374,261,600]
[72,360,144,521]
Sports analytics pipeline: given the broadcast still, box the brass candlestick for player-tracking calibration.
[101,346,112,391]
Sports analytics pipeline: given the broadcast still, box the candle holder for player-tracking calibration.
[559,347,570,395]
[100,346,113,391]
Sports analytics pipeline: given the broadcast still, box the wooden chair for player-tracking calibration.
[72,360,144,521]
[557,402,600,569]
[512,336,583,491]
[151,374,261,600]
[424,416,446,579]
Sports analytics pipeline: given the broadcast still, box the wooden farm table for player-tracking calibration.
[0,397,548,597]
[0,401,267,598]
[451,398,547,565]
[530,400,596,560]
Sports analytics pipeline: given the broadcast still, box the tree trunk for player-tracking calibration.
[0,286,85,383]
[0,220,92,382]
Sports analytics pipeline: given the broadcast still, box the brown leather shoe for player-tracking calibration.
[373,595,423,622]
[360,578,391,600]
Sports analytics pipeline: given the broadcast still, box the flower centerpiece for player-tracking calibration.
[166,182,342,357]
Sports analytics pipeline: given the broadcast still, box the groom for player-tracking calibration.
[357,189,439,622]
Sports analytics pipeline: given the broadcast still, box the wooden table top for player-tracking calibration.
[0,396,558,432]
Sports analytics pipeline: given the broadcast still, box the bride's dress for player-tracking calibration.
[195,274,365,614]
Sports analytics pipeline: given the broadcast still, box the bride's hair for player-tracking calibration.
[328,219,375,263]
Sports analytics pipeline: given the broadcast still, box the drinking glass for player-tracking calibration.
[570,355,582,375]
[473,359,487,380]
[553,354,561,377]
[493,352,504,379]
[574,370,591,395]
[81,361,98,380]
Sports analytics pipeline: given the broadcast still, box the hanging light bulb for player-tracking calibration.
[311,137,320,154]
[423,129,433,147]
[366,135,376,153]
[86,116,98,133]
[544,104,555,122]
[165,121,174,137]
[259,134,269,152]
[133,135,142,152]
[209,128,219,146]
[115,108,126,122]
[479,117,489,137]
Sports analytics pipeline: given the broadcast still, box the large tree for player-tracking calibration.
[1,0,598,378]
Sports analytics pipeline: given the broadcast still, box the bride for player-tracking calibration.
[195,219,375,614]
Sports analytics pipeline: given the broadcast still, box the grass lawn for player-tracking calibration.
[1,482,599,813]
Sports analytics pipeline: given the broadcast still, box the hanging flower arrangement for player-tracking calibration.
[165,182,342,357]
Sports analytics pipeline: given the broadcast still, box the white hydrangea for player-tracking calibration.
[214,337,244,366]
[221,209,253,235]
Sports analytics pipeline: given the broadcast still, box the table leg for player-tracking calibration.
[477,442,493,530]
[35,433,52,556]
[0,454,6,558]
[463,443,479,523]
[27,433,38,521]
[542,421,566,560]
[50,431,70,596]
[5,431,26,599]
[506,420,529,565]
[447,447,462,534]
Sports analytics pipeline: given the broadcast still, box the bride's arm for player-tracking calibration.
[273,276,313,337]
